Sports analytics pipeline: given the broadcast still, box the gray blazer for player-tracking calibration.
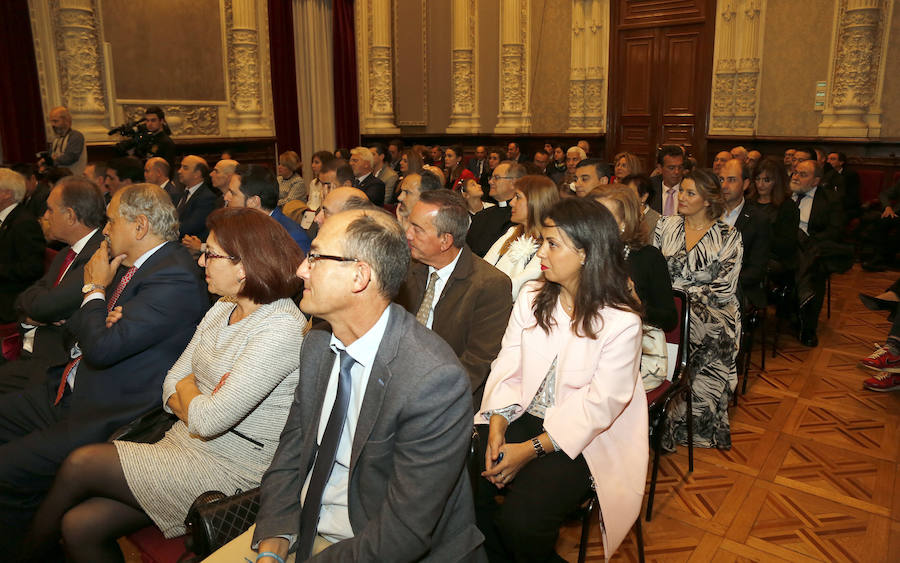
[254,303,486,562]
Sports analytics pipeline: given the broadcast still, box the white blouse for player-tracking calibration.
[483,226,543,299]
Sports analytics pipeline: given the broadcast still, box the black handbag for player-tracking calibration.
[183,487,261,558]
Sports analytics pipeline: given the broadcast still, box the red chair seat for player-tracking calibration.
[857,169,885,204]
[646,380,672,406]
[126,526,190,563]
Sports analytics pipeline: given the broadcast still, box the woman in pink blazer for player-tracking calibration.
[475,198,648,562]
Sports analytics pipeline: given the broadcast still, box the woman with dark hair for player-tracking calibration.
[484,175,559,298]
[622,173,661,236]
[307,149,336,211]
[748,156,799,275]
[593,186,677,391]
[475,198,647,561]
[276,150,306,206]
[22,208,307,561]
[399,148,425,179]
[444,145,475,191]
[653,169,743,451]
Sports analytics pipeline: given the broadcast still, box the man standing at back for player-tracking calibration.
[0,183,208,549]
[42,106,87,175]
[208,209,485,562]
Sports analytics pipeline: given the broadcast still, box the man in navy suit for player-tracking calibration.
[222,164,311,254]
[0,183,209,548]
[0,169,45,324]
[349,147,386,206]
[176,155,219,240]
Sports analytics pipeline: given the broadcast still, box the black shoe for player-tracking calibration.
[859,293,899,311]
[800,331,819,347]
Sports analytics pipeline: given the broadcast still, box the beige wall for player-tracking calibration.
[426,1,452,133]
[756,1,837,137]
[477,0,501,133]
[529,0,571,133]
[879,6,900,138]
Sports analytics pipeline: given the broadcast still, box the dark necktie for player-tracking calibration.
[297,350,356,558]
[176,190,190,213]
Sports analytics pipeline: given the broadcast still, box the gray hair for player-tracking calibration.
[341,211,410,299]
[417,189,470,249]
[0,169,26,203]
[117,183,179,241]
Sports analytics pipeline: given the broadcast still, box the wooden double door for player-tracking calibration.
[607,0,716,169]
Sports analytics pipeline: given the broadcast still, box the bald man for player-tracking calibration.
[144,157,180,204]
[314,186,371,227]
[42,106,86,175]
[176,155,219,239]
[712,151,732,174]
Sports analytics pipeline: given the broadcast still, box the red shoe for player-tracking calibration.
[859,344,900,373]
[862,372,900,392]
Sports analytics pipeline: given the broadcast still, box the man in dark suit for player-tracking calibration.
[349,146,386,206]
[143,156,182,204]
[506,141,527,163]
[791,159,846,346]
[6,177,106,388]
[466,161,526,256]
[11,164,51,219]
[649,145,685,215]
[176,154,219,240]
[0,183,208,549]
[105,156,144,199]
[467,145,488,179]
[0,169,45,324]
[720,159,770,309]
[397,190,512,407]
[212,208,484,561]
[826,151,861,220]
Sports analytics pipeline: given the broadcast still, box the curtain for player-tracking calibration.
[293,0,336,185]
[331,0,360,149]
[0,0,46,164]
[268,0,302,155]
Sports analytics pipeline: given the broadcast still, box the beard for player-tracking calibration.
[52,125,68,136]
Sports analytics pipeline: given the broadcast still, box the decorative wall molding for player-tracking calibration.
[29,0,274,143]
[446,0,480,133]
[566,0,609,133]
[709,0,765,135]
[495,0,531,133]
[357,0,401,134]
[818,0,893,137]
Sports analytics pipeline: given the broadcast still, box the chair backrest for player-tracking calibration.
[664,288,690,384]
[857,168,885,204]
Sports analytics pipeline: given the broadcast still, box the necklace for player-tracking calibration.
[684,218,714,231]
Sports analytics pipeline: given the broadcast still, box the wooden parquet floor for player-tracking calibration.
[556,265,900,563]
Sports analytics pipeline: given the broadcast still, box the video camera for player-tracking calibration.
[110,117,158,158]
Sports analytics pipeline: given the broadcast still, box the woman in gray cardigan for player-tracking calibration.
[23,207,307,561]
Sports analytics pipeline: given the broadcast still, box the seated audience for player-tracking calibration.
[484,175,559,298]
[712,150,732,174]
[860,178,899,272]
[8,177,106,382]
[176,155,219,240]
[747,157,799,282]
[11,163,50,219]
[143,157,180,205]
[430,144,446,168]
[826,151,861,221]
[370,143,399,204]
[0,184,209,551]
[858,278,900,392]
[593,186,677,391]
[388,138,403,172]
[467,145,489,180]
[485,148,503,190]
[720,159,771,309]
[209,158,238,200]
[0,169,45,323]
[461,177,494,216]
[532,148,550,176]
[208,208,483,562]
[783,148,796,168]
[622,173,661,236]
[547,144,567,184]
[397,189,512,407]
[560,146,587,194]
[573,158,612,198]
[445,145,475,191]
[396,169,442,230]
[730,146,748,164]
[475,197,647,561]
[276,150,306,206]
[21,207,306,561]
[314,186,371,228]
[654,169,742,450]
[467,161,526,257]
[349,147,386,206]
[105,157,144,197]
[83,163,108,200]
[506,141,525,163]
[650,145,685,216]
[613,151,644,184]
[399,147,425,181]
[307,150,335,211]
[334,147,351,160]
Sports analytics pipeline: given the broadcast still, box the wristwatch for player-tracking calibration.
[82,283,105,295]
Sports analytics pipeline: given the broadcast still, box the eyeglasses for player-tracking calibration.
[202,250,237,262]
[490,175,515,181]
[307,252,359,266]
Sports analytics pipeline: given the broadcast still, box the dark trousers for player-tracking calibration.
[474,414,591,562]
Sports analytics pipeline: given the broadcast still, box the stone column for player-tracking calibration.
[226,0,272,135]
[709,1,738,133]
[495,0,530,133]
[733,0,763,133]
[446,0,480,133]
[818,0,893,137]
[582,0,608,131]
[566,0,587,132]
[356,0,400,134]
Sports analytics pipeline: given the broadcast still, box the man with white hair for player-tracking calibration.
[40,106,87,176]
[349,146,385,206]
[0,169,45,323]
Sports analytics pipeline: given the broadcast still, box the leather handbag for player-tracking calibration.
[183,487,261,558]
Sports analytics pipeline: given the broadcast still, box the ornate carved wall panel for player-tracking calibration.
[818,0,893,138]
[495,0,531,133]
[356,0,400,134]
[446,0,480,133]
[709,0,766,135]
[29,0,274,143]
[567,0,610,133]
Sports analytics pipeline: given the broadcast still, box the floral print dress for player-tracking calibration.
[653,216,743,450]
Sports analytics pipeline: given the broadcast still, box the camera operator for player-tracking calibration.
[112,106,176,169]
[39,106,86,176]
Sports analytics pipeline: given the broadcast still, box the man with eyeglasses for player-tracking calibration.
[466,161,526,257]
[208,208,485,562]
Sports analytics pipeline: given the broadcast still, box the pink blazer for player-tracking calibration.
[477,282,648,559]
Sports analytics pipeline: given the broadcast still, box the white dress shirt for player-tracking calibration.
[182,182,203,203]
[0,202,18,225]
[722,198,745,228]
[301,305,392,543]
[423,248,463,329]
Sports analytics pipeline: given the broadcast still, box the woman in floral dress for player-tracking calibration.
[484,175,560,298]
[653,168,743,450]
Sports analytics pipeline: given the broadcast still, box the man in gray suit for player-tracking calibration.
[219,208,484,561]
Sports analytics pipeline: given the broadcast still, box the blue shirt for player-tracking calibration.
[270,207,311,254]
